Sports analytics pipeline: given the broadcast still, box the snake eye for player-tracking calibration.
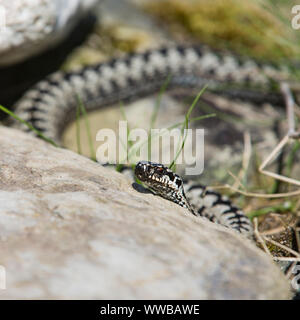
[155,167,165,175]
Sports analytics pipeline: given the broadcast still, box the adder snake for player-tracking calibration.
[8,44,295,238]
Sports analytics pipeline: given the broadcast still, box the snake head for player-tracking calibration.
[134,161,184,196]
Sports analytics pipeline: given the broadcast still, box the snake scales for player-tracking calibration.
[8,44,294,238]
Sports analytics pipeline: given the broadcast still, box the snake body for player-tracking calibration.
[10,45,290,143]
[135,161,253,237]
[9,44,293,238]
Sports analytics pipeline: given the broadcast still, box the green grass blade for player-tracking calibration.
[125,113,215,165]
[119,101,133,149]
[247,201,293,220]
[76,95,96,161]
[150,74,172,129]
[0,104,58,147]
[169,84,208,170]
[148,75,172,160]
[75,104,82,155]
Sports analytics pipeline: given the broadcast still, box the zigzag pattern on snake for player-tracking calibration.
[8,44,293,238]
[134,161,253,237]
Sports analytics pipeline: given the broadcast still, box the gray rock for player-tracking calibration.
[0,0,98,66]
[0,126,292,299]
[99,0,172,44]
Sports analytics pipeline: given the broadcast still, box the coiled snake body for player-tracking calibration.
[9,45,293,238]
[135,161,253,237]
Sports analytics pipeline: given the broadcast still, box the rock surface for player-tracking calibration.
[0,126,292,299]
[0,0,98,66]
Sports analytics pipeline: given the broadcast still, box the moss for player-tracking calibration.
[266,229,295,257]
[62,25,151,71]
[144,0,300,61]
